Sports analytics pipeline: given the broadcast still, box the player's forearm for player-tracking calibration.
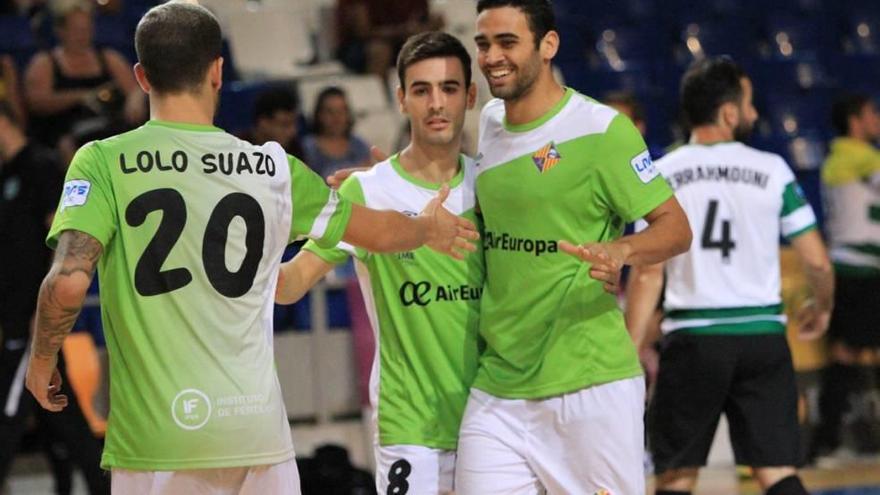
[617,208,692,266]
[31,231,101,359]
[624,263,665,346]
[345,206,428,254]
[275,252,333,305]
[32,271,89,359]
[805,264,834,312]
[792,230,835,312]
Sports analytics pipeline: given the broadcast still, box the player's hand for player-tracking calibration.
[558,240,629,294]
[326,146,389,188]
[25,355,68,412]
[796,299,831,340]
[420,184,479,260]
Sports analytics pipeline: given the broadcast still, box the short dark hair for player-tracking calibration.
[604,91,645,123]
[135,2,222,94]
[476,0,556,48]
[254,87,299,122]
[680,56,747,128]
[312,86,353,137]
[831,93,873,136]
[397,31,472,90]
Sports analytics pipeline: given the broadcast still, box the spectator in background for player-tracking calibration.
[303,86,371,178]
[336,0,443,79]
[0,55,26,126]
[24,0,145,148]
[0,101,108,495]
[605,90,646,135]
[812,93,880,460]
[604,90,668,159]
[239,86,304,158]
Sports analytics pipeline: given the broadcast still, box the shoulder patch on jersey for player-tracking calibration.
[630,150,658,184]
[60,180,91,212]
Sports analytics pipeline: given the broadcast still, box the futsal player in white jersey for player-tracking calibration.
[626,56,834,495]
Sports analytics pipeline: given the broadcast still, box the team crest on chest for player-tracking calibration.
[532,142,562,173]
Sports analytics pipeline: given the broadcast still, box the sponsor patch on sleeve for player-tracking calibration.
[60,180,91,212]
[630,150,658,184]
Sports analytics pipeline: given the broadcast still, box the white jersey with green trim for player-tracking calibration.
[652,142,817,335]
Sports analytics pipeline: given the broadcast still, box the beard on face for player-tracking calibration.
[733,118,754,143]
[486,52,542,101]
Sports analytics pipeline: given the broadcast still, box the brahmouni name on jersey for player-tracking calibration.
[119,150,277,177]
[484,231,558,256]
[668,165,769,190]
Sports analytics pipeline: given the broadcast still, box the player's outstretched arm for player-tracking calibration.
[26,229,101,412]
[342,185,479,259]
[790,229,834,340]
[276,251,335,305]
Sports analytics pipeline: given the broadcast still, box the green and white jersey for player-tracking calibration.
[304,155,483,450]
[652,142,817,335]
[474,88,673,399]
[47,120,352,470]
[821,137,880,276]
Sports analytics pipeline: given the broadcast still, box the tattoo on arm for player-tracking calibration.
[32,231,102,359]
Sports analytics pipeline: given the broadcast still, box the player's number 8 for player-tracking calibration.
[125,188,265,298]
[387,459,411,495]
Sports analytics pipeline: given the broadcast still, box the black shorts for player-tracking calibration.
[648,332,801,473]
[827,274,880,348]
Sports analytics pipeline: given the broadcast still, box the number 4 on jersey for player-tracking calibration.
[701,199,735,262]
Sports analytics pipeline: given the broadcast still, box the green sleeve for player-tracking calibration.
[303,175,369,264]
[596,115,673,223]
[289,155,353,248]
[46,142,117,249]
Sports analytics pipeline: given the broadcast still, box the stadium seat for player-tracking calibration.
[215,80,275,133]
[589,24,666,71]
[354,109,403,157]
[94,14,135,62]
[672,19,757,65]
[841,10,880,55]
[759,16,829,60]
[749,58,834,94]
[759,95,831,138]
[224,4,343,80]
[298,74,390,119]
[0,15,37,70]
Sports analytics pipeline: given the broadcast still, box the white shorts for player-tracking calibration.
[375,444,455,495]
[111,458,300,495]
[455,377,645,495]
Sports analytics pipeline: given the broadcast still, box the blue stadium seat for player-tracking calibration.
[749,58,834,95]
[216,80,274,133]
[758,95,831,138]
[759,16,830,60]
[827,54,880,96]
[94,14,135,62]
[841,10,880,55]
[0,15,37,69]
[588,24,667,71]
[673,19,757,65]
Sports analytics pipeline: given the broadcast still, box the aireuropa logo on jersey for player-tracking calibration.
[399,281,482,306]
[484,231,558,256]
